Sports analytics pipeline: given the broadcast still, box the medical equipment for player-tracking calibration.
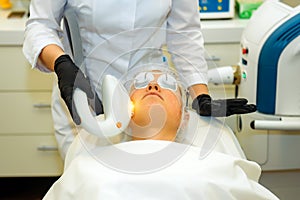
[73,75,132,138]
[207,65,241,85]
[235,0,300,170]
[199,0,235,19]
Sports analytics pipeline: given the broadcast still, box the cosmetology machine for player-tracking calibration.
[208,0,300,170]
[73,75,132,138]
[235,0,300,171]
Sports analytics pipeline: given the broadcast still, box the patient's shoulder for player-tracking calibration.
[185,110,245,158]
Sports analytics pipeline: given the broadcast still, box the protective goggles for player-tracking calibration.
[133,71,178,92]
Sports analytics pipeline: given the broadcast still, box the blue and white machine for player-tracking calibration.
[236,0,300,170]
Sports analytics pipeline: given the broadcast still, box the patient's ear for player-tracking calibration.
[175,109,190,142]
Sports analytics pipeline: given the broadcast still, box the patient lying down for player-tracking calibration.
[43,70,278,200]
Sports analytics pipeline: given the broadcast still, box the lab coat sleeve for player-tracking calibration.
[23,0,67,72]
[167,0,208,87]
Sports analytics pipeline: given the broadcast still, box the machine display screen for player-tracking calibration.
[199,0,231,13]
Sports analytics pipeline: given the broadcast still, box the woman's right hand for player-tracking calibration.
[54,54,103,124]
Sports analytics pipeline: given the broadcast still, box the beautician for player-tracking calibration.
[23,0,256,158]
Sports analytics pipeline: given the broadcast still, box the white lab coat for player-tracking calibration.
[23,0,208,158]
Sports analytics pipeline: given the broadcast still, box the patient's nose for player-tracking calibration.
[147,82,161,92]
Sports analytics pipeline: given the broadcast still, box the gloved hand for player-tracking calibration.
[192,94,256,117]
[54,54,103,124]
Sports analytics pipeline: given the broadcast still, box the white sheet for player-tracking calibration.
[43,112,279,199]
[63,110,246,168]
[43,140,278,200]
[183,111,246,159]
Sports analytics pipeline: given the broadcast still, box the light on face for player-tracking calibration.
[130,101,135,117]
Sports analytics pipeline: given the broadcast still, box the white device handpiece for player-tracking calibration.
[208,65,241,85]
[251,117,300,131]
[73,75,131,138]
[208,66,234,85]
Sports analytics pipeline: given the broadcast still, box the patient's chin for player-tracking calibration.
[129,104,167,139]
[131,103,165,125]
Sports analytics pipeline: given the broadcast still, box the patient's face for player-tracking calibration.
[128,71,183,140]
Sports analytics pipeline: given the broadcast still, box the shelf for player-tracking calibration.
[0,11,249,45]
[201,17,249,44]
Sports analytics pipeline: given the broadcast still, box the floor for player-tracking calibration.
[260,170,300,200]
[0,177,59,200]
[1,172,299,199]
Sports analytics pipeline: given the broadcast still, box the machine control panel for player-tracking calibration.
[199,0,235,19]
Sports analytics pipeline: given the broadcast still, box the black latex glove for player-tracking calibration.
[192,94,257,117]
[54,54,103,124]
